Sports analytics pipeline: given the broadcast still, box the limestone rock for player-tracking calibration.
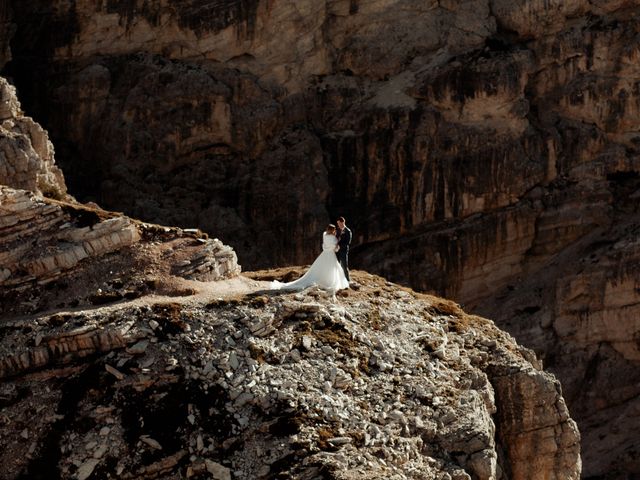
[5,0,640,476]
[76,458,99,480]
[0,186,140,289]
[489,361,581,479]
[0,186,240,317]
[0,271,581,480]
[205,460,231,480]
[0,77,66,198]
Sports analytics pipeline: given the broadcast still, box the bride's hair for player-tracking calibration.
[325,224,336,234]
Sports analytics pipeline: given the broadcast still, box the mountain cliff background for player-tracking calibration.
[2,0,640,477]
[0,76,581,480]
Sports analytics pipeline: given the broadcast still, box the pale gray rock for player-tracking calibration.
[140,436,162,450]
[205,460,232,480]
[126,340,149,355]
[0,236,579,480]
[76,459,99,480]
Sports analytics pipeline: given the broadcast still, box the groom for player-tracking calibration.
[336,216,351,283]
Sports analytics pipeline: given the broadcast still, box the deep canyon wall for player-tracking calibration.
[4,0,640,477]
[0,62,581,480]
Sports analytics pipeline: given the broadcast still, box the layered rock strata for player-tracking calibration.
[0,271,581,480]
[0,187,141,287]
[0,67,241,317]
[5,0,640,476]
[0,185,241,317]
[0,0,12,68]
[472,218,640,479]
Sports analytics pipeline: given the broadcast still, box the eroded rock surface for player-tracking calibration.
[0,186,241,317]
[0,76,66,198]
[0,271,580,480]
[4,0,640,476]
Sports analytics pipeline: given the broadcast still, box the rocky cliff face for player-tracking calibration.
[0,266,581,480]
[0,76,66,198]
[3,0,640,476]
[0,64,581,480]
[6,0,510,267]
[0,0,12,69]
[0,65,240,316]
[0,185,240,315]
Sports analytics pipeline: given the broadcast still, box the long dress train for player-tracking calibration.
[271,232,349,292]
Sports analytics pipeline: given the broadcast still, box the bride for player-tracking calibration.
[272,224,350,292]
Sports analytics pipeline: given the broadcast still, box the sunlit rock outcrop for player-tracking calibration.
[0,185,241,317]
[0,270,581,480]
[0,77,66,198]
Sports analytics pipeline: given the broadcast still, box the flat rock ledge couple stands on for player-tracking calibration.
[272,218,352,293]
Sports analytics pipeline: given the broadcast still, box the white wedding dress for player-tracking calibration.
[272,233,349,292]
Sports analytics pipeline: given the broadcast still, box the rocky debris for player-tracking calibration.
[0,271,581,480]
[0,186,140,289]
[0,185,241,316]
[5,0,640,475]
[0,77,66,198]
[205,459,232,480]
[76,458,99,480]
[171,235,240,282]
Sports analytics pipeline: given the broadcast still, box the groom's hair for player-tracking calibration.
[337,216,346,223]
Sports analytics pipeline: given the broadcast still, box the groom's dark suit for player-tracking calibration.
[336,226,352,282]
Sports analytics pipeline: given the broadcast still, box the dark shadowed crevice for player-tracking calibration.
[16,363,105,480]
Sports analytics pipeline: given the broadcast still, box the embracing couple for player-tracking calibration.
[272,217,352,292]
